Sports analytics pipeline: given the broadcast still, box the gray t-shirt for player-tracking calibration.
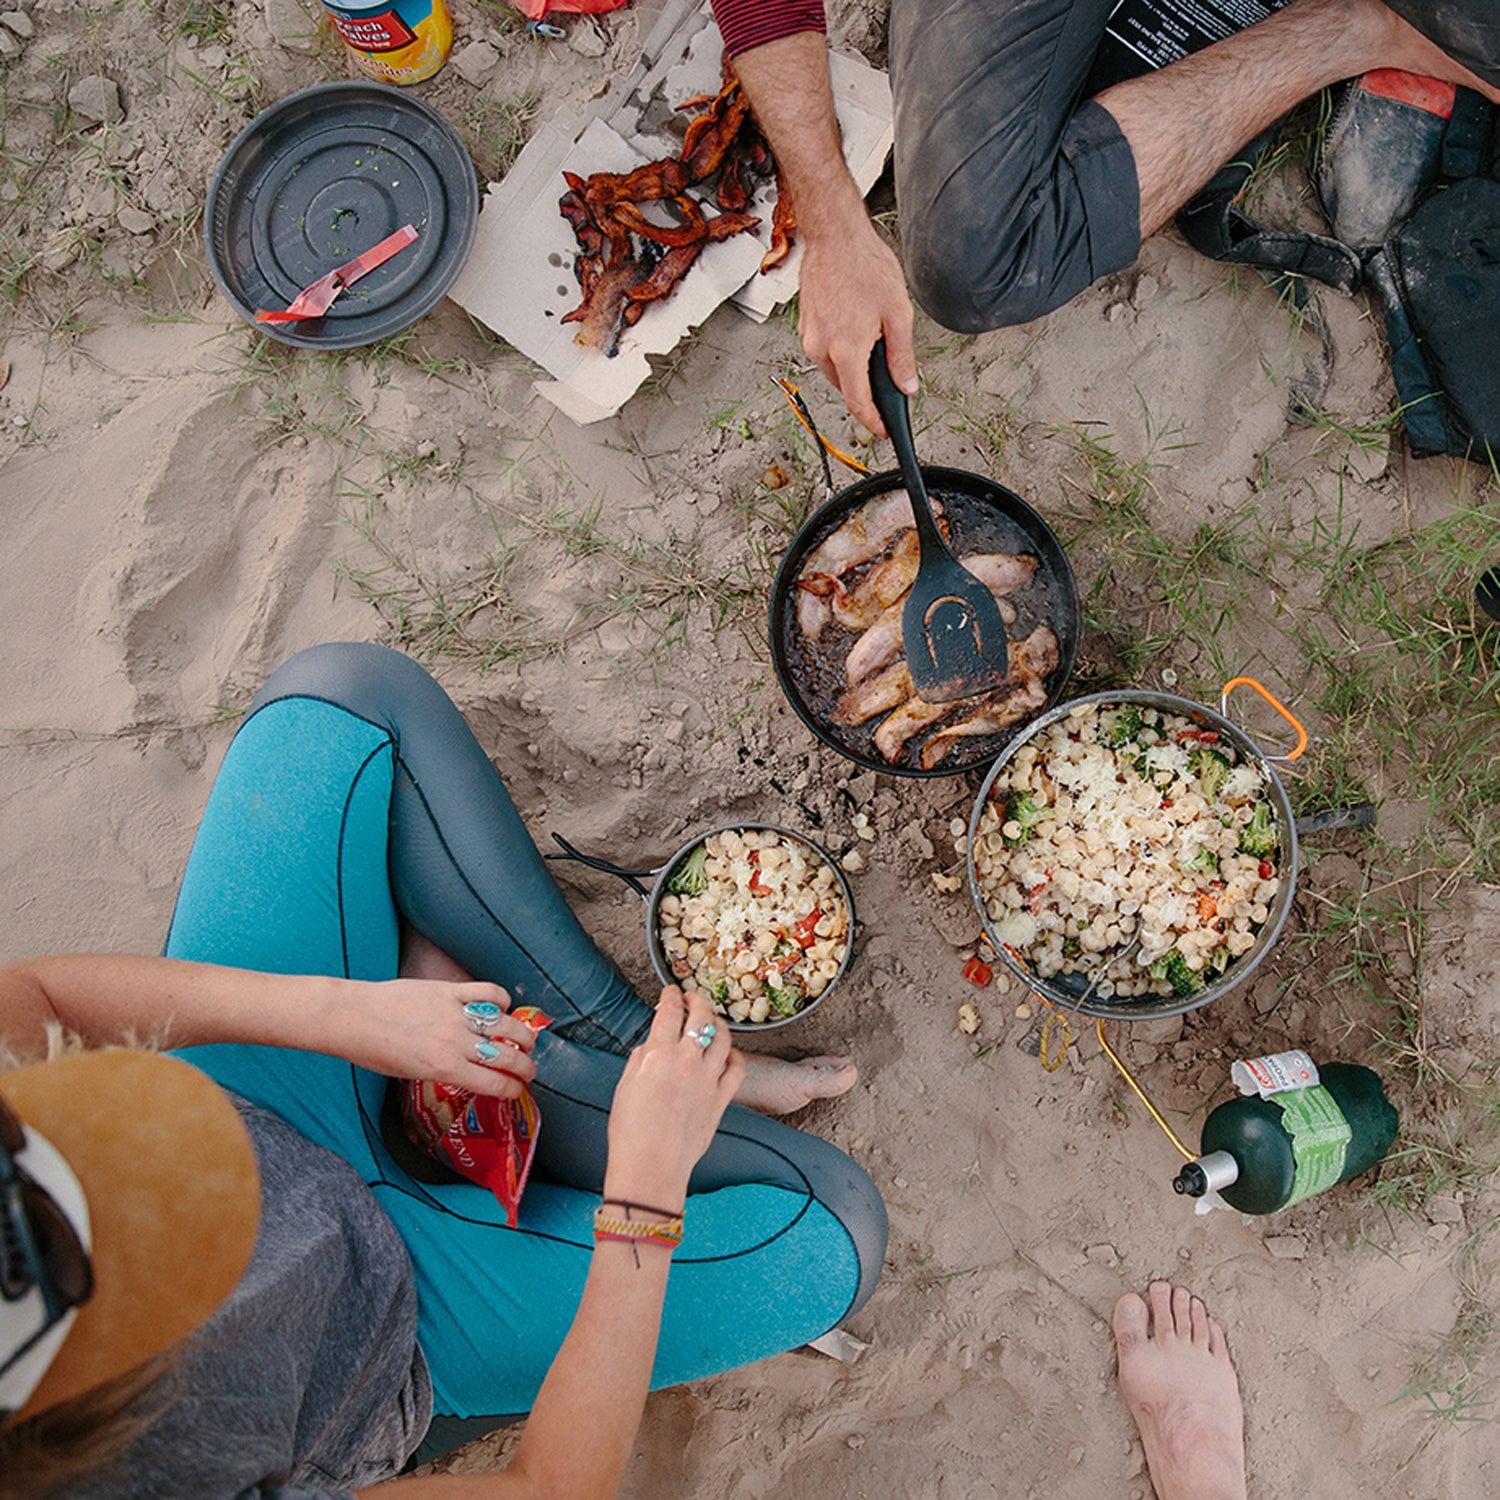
[74,1097,433,1498]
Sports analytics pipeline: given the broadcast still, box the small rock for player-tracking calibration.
[196,42,228,68]
[449,38,499,87]
[0,26,21,57]
[0,10,34,37]
[930,901,980,948]
[1264,1235,1307,1260]
[568,19,607,57]
[662,720,683,744]
[68,75,123,125]
[117,203,155,235]
[1426,1223,1452,1243]
[41,226,81,271]
[1132,273,1160,308]
[99,242,131,279]
[1085,1243,1120,1268]
[1365,1367,1381,1381]
[263,0,321,52]
[82,180,117,220]
[1427,1196,1464,1225]
[1069,1446,1085,1467]
[901,819,934,860]
[846,1434,864,1450]
[1105,300,1126,322]
[848,771,878,804]
[892,1176,907,1189]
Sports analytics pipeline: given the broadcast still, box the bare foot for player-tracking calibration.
[734,1053,858,1115]
[399,926,473,984]
[1371,0,1500,104]
[1114,1281,1247,1500]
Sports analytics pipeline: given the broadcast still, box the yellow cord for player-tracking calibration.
[774,378,870,475]
[1094,1018,1196,1161]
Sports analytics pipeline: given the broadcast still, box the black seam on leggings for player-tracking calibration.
[240,690,641,1040]
[363,1173,815,1265]
[391,748,600,1032]
[336,740,397,981]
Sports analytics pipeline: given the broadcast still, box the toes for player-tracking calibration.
[1113,1291,1150,1352]
[801,1055,858,1097]
[1210,1316,1232,1362]
[1147,1280,1174,1337]
[1170,1284,1193,1338]
[1190,1294,1211,1348]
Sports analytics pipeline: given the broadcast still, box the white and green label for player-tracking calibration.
[1280,1085,1352,1207]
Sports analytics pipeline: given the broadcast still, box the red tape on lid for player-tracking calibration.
[255,223,420,324]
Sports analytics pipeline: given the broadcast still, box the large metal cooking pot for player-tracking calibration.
[769,466,1081,778]
[966,681,1308,1021]
[548,824,856,1032]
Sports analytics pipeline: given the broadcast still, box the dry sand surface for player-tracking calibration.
[2,1,1499,1496]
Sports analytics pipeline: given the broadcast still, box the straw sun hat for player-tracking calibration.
[1,1050,260,1423]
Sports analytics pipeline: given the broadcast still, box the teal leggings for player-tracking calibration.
[166,644,886,1462]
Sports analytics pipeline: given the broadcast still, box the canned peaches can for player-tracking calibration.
[319,0,453,84]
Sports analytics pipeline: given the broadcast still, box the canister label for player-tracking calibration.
[1232,1049,1319,1098]
[1280,1084,1352,1207]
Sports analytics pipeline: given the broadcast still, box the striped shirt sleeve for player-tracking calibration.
[711,0,826,59]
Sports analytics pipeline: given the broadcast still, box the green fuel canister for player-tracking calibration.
[1172,1051,1399,1215]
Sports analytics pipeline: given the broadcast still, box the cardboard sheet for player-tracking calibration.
[447,3,892,424]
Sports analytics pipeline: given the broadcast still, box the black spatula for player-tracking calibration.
[868,339,1010,703]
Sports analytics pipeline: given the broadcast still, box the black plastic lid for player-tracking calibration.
[205,81,478,349]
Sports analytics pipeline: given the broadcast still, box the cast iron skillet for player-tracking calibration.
[769,466,1080,777]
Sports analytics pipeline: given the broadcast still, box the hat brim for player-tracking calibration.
[2,1050,260,1421]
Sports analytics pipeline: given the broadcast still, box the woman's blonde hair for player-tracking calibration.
[0,1352,181,1500]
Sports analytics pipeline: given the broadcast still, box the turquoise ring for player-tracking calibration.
[683,1022,717,1051]
[463,1000,503,1037]
[473,1039,504,1065]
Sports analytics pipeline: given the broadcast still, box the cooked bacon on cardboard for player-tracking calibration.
[558,61,796,357]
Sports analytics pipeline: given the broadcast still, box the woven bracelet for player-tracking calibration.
[592,1208,684,1249]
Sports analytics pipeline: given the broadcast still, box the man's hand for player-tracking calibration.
[798,214,916,436]
[730,30,919,436]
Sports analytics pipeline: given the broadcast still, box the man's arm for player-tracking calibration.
[728,30,917,435]
[1097,0,1500,240]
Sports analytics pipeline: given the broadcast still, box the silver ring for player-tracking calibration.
[683,1022,717,1052]
[473,1039,503,1065]
[463,1000,503,1037]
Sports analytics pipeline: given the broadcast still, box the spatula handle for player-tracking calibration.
[868,339,941,551]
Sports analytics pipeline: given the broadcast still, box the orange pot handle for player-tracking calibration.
[1220,677,1308,762]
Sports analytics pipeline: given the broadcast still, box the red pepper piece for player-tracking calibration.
[963,956,992,986]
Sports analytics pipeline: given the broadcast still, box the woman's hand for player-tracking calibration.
[603,986,744,1210]
[325,977,538,1100]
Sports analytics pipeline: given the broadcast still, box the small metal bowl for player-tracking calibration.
[550,823,856,1032]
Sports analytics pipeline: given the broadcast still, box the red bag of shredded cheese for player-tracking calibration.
[399,1006,551,1227]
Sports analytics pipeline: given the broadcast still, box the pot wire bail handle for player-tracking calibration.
[546,833,655,900]
[1220,677,1308,763]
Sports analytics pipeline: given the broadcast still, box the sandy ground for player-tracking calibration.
[2,1,1499,1496]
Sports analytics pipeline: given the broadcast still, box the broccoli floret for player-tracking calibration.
[1148,949,1206,998]
[765,976,803,1017]
[1237,802,1278,858]
[1002,790,1053,847]
[1189,745,1233,801]
[707,976,730,1008]
[666,844,708,895]
[1183,846,1220,876]
[1099,705,1145,748]
[1207,946,1232,975]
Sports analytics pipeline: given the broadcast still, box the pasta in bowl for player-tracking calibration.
[653,826,854,1030]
